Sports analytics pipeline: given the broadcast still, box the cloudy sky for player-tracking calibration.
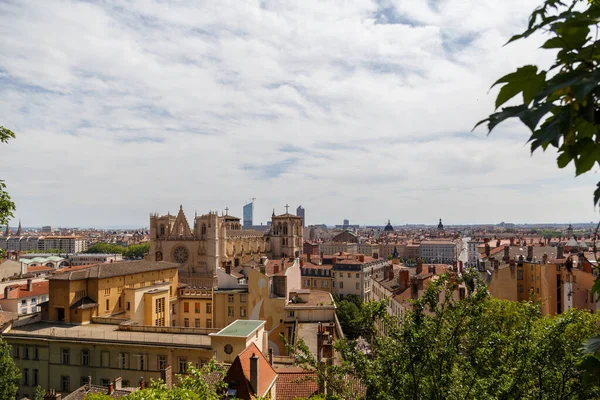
[1,0,598,228]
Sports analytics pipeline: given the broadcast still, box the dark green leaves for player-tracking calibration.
[476,0,600,206]
[0,126,15,144]
[492,66,546,108]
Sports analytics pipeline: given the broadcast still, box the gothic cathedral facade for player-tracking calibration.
[149,206,303,286]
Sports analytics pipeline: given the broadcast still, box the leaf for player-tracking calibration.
[594,182,600,207]
[541,37,565,49]
[553,24,590,49]
[574,139,598,176]
[556,151,572,168]
[582,335,600,355]
[473,104,528,133]
[529,110,569,152]
[518,102,553,131]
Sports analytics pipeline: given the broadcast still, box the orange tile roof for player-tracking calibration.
[0,281,49,300]
[224,342,277,399]
[275,368,319,400]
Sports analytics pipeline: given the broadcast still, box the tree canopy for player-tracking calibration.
[0,126,16,227]
[84,242,150,258]
[475,0,600,206]
[0,340,21,399]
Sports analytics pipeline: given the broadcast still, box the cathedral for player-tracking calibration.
[149,206,303,286]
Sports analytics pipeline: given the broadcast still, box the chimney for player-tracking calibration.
[300,259,304,267]
[44,389,62,400]
[27,278,33,292]
[496,240,501,247]
[503,246,509,262]
[485,244,490,257]
[87,376,92,389]
[428,265,436,274]
[4,286,10,299]
[398,269,410,291]
[160,365,173,388]
[114,377,122,390]
[358,254,365,263]
[557,245,564,259]
[225,261,231,275]
[389,267,394,281]
[273,264,279,274]
[139,378,145,390]
[416,259,423,275]
[108,383,114,395]
[527,246,533,261]
[542,253,548,264]
[268,348,273,366]
[250,353,260,396]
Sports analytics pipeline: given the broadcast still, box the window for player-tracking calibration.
[195,318,201,328]
[184,302,189,313]
[136,354,147,371]
[34,347,39,360]
[172,304,176,315]
[80,377,88,387]
[517,270,523,280]
[184,318,190,327]
[228,306,234,317]
[61,375,70,392]
[104,288,110,296]
[556,265,561,272]
[13,345,19,359]
[106,299,110,311]
[23,368,29,386]
[313,279,317,287]
[206,319,212,328]
[347,273,351,278]
[240,307,246,317]
[339,282,343,289]
[118,352,129,369]
[195,302,200,313]
[155,298,165,313]
[240,294,247,303]
[158,355,167,370]
[228,294,234,303]
[24,347,29,360]
[127,302,131,311]
[356,282,360,290]
[61,349,70,365]
[101,378,110,387]
[288,311,295,318]
[179,357,188,374]
[81,350,90,366]
[118,297,122,307]
[332,273,336,278]
[206,303,212,314]
[33,369,38,386]
[356,273,360,278]
[332,281,335,288]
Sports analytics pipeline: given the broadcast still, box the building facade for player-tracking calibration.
[243,202,253,227]
[419,240,456,263]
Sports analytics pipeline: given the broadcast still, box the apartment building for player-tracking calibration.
[0,236,88,253]
[0,280,48,315]
[419,240,456,263]
[331,254,388,301]
[300,254,333,293]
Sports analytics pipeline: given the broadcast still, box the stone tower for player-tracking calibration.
[271,206,303,258]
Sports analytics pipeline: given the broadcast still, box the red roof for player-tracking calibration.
[275,368,319,400]
[223,343,277,399]
[0,281,49,300]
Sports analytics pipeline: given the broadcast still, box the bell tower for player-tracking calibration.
[271,205,303,258]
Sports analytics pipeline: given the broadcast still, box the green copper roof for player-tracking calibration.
[212,320,264,337]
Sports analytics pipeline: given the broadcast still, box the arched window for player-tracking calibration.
[160,225,165,236]
[277,222,282,235]
[179,223,184,235]
[201,224,207,235]
[283,223,288,235]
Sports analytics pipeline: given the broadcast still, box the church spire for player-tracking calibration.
[16,219,22,236]
[272,208,275,217]
[4,221,10,236]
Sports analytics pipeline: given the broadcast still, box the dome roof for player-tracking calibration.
[384,219,394,232]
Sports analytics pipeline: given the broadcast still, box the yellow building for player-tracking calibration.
[300,255,333,293]
[42,261,179,326]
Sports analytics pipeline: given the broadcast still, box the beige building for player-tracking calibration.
[331,254,388,301]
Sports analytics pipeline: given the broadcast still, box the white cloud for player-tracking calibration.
[0,0,597,227]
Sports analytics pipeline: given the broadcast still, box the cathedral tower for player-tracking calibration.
[270,205,303,258]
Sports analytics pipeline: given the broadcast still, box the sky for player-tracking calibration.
[0,0,598,228]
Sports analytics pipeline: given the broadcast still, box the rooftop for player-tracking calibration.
[211,319,265,338]
[48,260,179,281]
[1,281,49,300]
[5,321,212,348]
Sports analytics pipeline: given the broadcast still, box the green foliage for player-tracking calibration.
[0,340,21,399]
[85,242,149,258]
[85,360,227,400]
[0,126,16,227]
[335,294,384,341]
[336,272,600,400]
[34,385,46,400]
[475,0,600,206]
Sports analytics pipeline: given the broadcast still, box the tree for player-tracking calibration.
[0,339,21,399]
[123,242,150,259]
[0,126,16,227]
[34,385,46,400]
[475,0,600,206]
[336,272,600,400]
[84,360,227,400]
[84,242,126,254]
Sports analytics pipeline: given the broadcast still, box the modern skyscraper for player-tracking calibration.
[296,205,305,228]
[243,201,254,227]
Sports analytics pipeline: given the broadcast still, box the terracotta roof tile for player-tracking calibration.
[275,368,319,400]
[0,281,49,300]
[224,342,277,399]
